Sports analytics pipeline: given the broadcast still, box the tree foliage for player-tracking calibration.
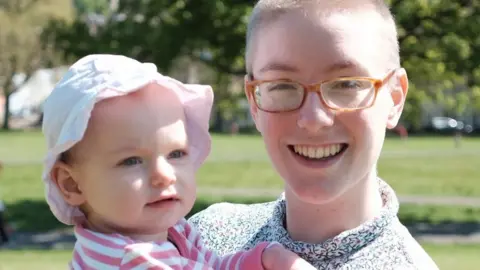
[389,0,480,127]
[46,0,480,130]
[72,0,110,15]
[45,0,253,131]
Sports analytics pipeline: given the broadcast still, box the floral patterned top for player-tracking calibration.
[188,179,439,270]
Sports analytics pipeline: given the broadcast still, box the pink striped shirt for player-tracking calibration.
[70,218,274,269]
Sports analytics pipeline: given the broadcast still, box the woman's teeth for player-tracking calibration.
[293,144,344,159]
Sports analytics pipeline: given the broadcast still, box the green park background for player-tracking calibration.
[1,0,480,269]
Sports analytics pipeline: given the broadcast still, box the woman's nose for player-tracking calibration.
[297,92,335,134]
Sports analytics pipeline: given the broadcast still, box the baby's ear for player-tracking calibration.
[50,160,86,206]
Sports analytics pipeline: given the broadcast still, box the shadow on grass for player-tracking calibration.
[3,197,480,249]
[5,199,67,232]
[399,205,480,237]
[5,197,272,233]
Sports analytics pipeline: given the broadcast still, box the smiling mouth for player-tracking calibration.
[288,143,348,161]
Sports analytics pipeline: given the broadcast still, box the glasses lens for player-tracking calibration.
[321,79,376,109]
[254,81,304,112]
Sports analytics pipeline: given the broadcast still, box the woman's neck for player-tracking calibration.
[284,171,383,243]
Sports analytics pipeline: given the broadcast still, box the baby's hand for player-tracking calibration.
[262,243,316,270]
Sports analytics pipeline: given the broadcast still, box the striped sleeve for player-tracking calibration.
[179,220,271,270]
[71,226,131,269]
[120,242,185,269]
[72,226,186,270]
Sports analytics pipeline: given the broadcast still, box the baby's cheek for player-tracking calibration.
[179,169,196,189]
[103,181,143,215]
[176,170,197,203]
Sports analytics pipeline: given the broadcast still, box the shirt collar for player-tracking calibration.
[267,178,399,261]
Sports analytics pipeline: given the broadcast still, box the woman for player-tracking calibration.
[189,0,439,269]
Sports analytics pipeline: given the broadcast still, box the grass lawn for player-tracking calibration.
[0,244,478,269]
[0,131,479,268]
[0,250,72,270]
[0,131,46,164]
[1,131,480,231]
[1,130,480,196]
[202,135,480,196]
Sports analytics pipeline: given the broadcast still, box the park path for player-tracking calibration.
[1,187,480,250]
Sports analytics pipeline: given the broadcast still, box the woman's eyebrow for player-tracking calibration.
[258,61,300,74]
[321,59,368,75]
[257,59,368,76]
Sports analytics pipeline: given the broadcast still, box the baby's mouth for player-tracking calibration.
[288,143,348,160]
[146,195,180,208]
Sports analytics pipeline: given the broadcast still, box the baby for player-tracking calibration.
[42,55,313,269]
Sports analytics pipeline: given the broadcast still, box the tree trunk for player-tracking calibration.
[34,112,43,127]
[2,93,10,130]
[211,108,224,133]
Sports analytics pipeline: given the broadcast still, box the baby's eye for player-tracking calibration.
[168,150,187,159]
[118,157,143,166]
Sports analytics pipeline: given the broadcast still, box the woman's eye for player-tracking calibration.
[118,157,143,166]
[330,80,364,90]
[168,150,187,159]
[265,82,301,92]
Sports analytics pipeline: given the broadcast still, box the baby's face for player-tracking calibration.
[67,83,196,238]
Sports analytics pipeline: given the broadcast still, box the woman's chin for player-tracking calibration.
[285,181,349,205]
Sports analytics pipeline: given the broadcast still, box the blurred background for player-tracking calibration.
[0,0,479,269]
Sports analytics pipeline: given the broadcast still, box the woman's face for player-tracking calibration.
[246,11,408,204]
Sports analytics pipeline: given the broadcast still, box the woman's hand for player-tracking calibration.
[262,243,316,270]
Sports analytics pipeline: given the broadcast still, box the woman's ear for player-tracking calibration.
[386,68,409,129]
[50,161,86,206]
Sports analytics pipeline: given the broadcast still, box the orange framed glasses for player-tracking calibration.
[245,69,397,113]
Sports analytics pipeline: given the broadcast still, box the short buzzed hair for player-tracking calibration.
[245,0,400,75]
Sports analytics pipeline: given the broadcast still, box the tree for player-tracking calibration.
[45,0,253,131]
[389,0,480,129]
[72,0,110,15]
[194,0,480,130]
[46,0,480,131]
[48,0,252,71]
[0,0,73,130]
[196,0,480,129]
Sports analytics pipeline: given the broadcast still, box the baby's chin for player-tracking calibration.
[125,229,169,242]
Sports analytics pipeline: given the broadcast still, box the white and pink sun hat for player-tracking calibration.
[41,54,213,225]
